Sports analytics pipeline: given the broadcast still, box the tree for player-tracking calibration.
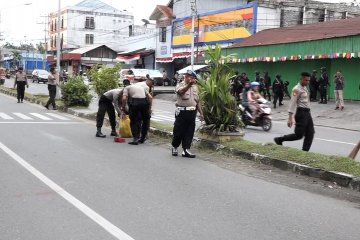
[36,42,46,54]
[11,50,22,68]
[89,64,122,96]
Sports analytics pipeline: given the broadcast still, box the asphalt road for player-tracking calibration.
[152,99,360,161]
[1,92,360,240]
[3,78,359,160]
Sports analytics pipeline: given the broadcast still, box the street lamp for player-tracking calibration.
[56,0,61,78]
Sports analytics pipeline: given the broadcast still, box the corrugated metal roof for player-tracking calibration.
[229,17,360,48]
[69,44,115,54]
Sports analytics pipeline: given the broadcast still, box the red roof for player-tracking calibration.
[149,5,174,20]
[229,17,360,48]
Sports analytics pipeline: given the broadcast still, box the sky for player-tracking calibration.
[0,0,169,45]
[0,0,355,46]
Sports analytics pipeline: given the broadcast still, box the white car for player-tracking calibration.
[32,69,49,84]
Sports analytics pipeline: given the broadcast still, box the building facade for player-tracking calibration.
[48,0,134,53]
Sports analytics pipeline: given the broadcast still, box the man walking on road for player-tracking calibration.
[274,72,315,152]
[95,88,122,138]
[14,67,29,103]
[334,70,345,110]
[122,83,153,145]
[171,70,204,158]
[272,74,284,109]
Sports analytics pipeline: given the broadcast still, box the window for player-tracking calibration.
[54,21,57,31]
[159,27,166,42]
[54,36,57,47]
[85,34,94,44]
[61,17,64,28]
[85,16,95,29]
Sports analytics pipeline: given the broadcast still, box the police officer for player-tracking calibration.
[309,70,318,101]
[95,88,123,138]
[263,71,272,101]
[272,74,284,108]
[274,72,315,152]
[171,70,204,158]
[13,67,29,103]
[318,67,329,104]
[122,82,153,145]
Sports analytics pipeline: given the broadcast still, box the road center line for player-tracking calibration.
[314,138,356,146]
[0,142,135,240]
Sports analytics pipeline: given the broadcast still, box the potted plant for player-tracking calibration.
[197,44,244,143]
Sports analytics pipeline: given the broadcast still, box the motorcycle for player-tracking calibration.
[239,98,272,131]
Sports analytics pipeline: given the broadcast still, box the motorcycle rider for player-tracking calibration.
[241,81,251,113]
[248,82,263,120]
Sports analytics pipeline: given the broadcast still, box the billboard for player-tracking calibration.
[172,3,257,48]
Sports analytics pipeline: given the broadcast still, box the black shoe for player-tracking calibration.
[318,101,323,104]
[96,131,106,138]
[17,100,20,103]
[128,138,139,145]
[172,147,178,156]
[274,137,283,146]
[45,105,49,110]
[110,130,118,137]
[335,107,339,110]
[279,103,284,106]
[138,138,146,144]
[323,102,327,104]
[20,100,23,103]
[341,106,344,111]
[182,149,196,158]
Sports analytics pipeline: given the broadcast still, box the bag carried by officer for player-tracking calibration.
[119,115,132,138]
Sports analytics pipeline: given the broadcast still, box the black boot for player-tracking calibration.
[110,128,118,136]
[128,138,139,145]
[96,128,106,138]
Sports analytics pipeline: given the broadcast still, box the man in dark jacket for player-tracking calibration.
[309,70,318,102]
[318,67,329,104]
[263,71,272,101]
[272,74,284,109]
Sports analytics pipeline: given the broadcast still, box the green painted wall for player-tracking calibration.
[230,58,360,100]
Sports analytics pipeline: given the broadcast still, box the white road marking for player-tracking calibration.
[154,114,175,121]
[315,138,356,146]
[0,112,14,120]
[0,142,135,240]
[45,113,70,120]
[13,113,34,120]
[0,122,80,124]
[29,113,52,120]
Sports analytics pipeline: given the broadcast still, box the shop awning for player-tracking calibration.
[116,48,155,63]
[178,65,208,74]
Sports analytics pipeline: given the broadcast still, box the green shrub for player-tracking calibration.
[198,45,242,133]
[61,76,92,107]
[89,64,122,96]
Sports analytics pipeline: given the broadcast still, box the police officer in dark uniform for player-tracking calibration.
[171,70,204,158]
[318,67,329,104]
[309,70,318,101]
[95,88,122,138]
[272,74,284,108]
[274,72,315,152]
[263,71,272,101]
[122,82,153,145]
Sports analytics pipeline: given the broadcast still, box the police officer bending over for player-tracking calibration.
[96,88,122,138]
[274,72,315,152]
[171,70,204,158]
[122,82,153,145]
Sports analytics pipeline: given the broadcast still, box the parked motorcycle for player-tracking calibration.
[239,98,272,131]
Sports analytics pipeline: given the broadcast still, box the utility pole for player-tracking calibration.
[56,0,61,76]
[38,15,49,70]
[190,0,197,70]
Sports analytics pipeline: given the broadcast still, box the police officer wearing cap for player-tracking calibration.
[318,67,329,104]
[274,72,315,152]
[171,70,204,158]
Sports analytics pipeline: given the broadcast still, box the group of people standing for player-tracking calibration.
[230,71,290,109]
[310,67,345,110]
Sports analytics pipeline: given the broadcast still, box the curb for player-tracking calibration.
[1,87,359,192]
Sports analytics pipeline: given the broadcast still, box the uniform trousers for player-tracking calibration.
[96,95,116,129]
[128,98,150,140]
[280,108,315,151]
[273,91,283,107]
[334,90,344,108]
[16,81,26,101]
[46,84,57,108]
[172,110,197,150]
[319,87,327,103]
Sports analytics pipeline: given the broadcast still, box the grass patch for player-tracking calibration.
[150,121,173,132]
[225,140,360,177]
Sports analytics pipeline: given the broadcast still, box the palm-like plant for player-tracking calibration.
[198,45,242,134]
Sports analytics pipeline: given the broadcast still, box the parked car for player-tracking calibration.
[32,69,49,83]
